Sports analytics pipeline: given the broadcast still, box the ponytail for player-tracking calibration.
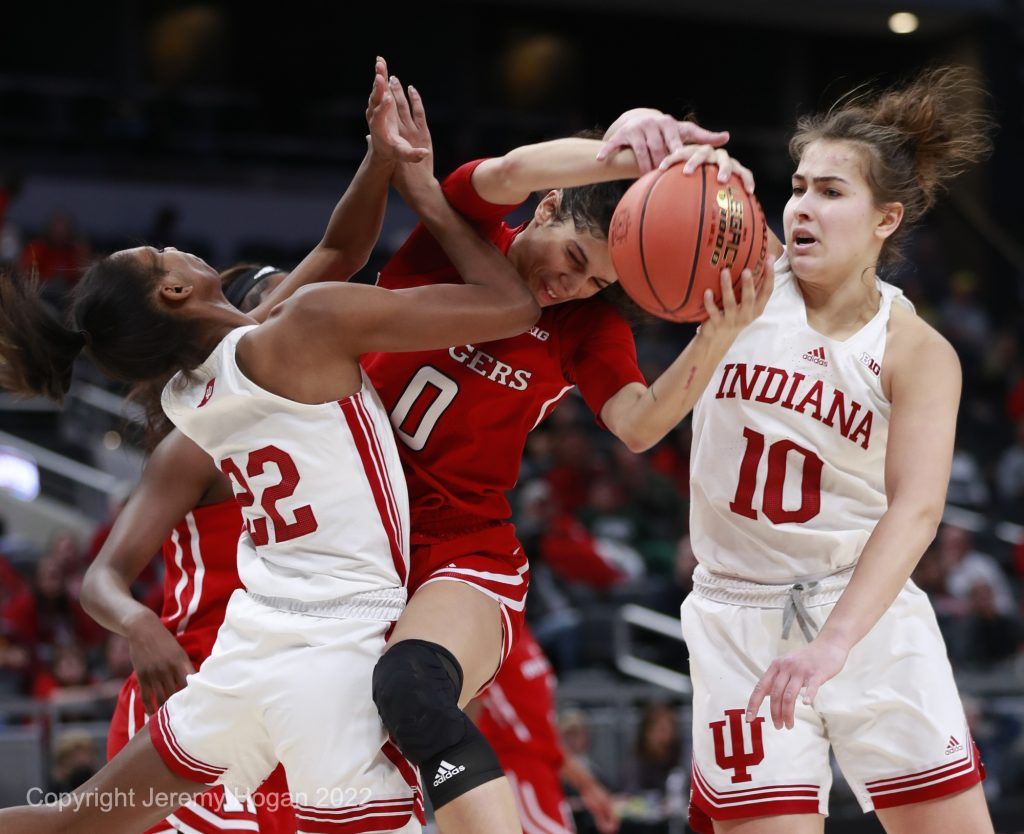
[0,272,86,400]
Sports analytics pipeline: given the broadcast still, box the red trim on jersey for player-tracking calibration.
[381,739,426,823]
[338,395,407,585]
[865,739,985,809]
[149,708,225,784]
[689,762,819,828]
[292,798,417,833]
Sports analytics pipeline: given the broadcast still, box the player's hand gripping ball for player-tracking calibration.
[609,163,768,322]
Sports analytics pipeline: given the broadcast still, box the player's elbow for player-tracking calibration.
[78,566,102,619]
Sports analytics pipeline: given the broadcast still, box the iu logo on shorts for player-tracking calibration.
[710,708,765,783]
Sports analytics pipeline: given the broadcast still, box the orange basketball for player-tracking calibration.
[608,163,768,323]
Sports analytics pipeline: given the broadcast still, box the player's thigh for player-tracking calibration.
[876,783,992,834]
[266,615,419,823]
[821,584,984,814]
[682,594,831,822]
[388,579,503,704]
[715,814,824,834]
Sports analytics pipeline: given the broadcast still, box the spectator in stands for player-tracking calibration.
[938,524,1016,617]
[955,580,1024,669]
[31,555,105,650]
[938,270,990,361]
[48,729,100,795]
[624,702,682,795]
[546,424,608,515]
[648,423,692,500]
[0,554,35,695]
[18,211,91,297]
[946,438,990,509]
[912,542,967,650]
[608,444,685,574]
[995,418,1024,518]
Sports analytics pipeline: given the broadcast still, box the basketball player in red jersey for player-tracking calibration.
[472,625,619,834]
[366,81,776,833]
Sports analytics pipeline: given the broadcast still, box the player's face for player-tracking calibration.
[117,246,223,303]
[783,139,899,284]
[513,202,619,307]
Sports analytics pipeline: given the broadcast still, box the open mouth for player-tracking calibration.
[542,282,558,302]
[792,232,818,252]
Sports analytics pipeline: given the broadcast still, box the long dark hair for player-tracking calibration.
[0,252,208,402]
[790,66,994,266]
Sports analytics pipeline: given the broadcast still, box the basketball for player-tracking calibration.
[608,163,768,323]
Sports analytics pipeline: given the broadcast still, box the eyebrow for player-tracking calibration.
[792,174,850,185]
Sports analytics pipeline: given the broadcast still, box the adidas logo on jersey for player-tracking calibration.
[802,346,828,366]
[433,760,466,786]
[945,735,964,756]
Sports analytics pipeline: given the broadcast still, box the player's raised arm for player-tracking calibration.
[472,108,748,206]
[80,431,225,711]
[247,57,428,322]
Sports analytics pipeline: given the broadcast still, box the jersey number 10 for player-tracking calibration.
[220,446,319,546]
[729,428,823,524]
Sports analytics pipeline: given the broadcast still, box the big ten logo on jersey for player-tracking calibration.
[714,362,875,450]
[710,186,744,267]
[448,344,533,391]
[710,708,765,784]
[859,352,881,376]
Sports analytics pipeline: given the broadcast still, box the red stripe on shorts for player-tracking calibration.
[339,395,406,585]
[148,707,225,784]
[293,798,416,833]
[689,761,819,823]
[866,740,985,809]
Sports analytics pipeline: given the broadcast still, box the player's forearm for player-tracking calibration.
[413,182,539,315]
[319,147,394,263]
[816,501,943,652]
[560,754,598,794]
[474,139,639,204]
[80,565,157,637]
[608,328,733,452]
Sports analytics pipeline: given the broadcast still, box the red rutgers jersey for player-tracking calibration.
[159,499,243,664]
[477,626,565,770]
[364,160,645,537]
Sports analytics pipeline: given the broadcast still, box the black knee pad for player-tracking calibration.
[372,639,504,808]
[372,639,466,762]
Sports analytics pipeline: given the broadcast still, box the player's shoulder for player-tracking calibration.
[884,300,960,388]
[550,294,631,334]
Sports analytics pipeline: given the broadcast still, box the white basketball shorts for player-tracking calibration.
[681,567,983,829]
[149,589,425,834]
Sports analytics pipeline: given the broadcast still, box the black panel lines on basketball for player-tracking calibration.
[671,165,707,313]
[740,190,757,275]
[637,168,671,313]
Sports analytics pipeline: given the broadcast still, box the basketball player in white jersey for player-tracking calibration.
[0,64,539,834]
[654,68,996,833]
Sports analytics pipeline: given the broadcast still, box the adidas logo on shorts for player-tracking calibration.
[802,346,828,366]
[433,759,466,786]
[945,735,964,756]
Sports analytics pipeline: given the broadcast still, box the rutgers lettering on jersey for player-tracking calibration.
[364,159,647,530]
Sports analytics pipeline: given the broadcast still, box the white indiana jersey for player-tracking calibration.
[690,255,914,583]
[162,326,410,602]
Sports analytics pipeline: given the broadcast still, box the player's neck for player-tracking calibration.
[796,268,881,339]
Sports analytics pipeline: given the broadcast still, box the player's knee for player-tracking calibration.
[372,639,466,763]
[373,640,505,807]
